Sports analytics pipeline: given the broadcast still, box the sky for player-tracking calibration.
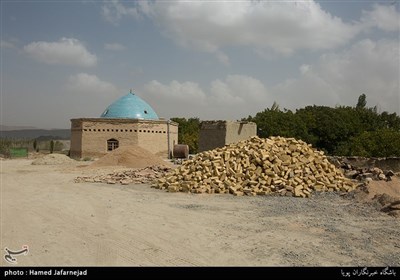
[1,0,399,129]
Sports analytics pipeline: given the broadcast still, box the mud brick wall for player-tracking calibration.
[70,118,178,159]
[199,121,256,152]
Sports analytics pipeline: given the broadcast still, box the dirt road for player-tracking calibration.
[1,159,399,266]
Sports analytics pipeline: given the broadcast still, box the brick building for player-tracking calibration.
[70,91,178,159]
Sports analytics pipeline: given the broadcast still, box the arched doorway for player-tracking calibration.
[107,138,119,151]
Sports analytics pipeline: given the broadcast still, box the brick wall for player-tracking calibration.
[70,118,178,159]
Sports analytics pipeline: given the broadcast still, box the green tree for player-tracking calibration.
[380,111,400,130]
[170,117,200,154]
[245,94,400,157]
[270,101,280,111]
[295,106,359,154]
[356,93,367,109]
[54,141,63,151]
[247,102,302,139]
[342,129,400,157]
[50,140,54,154]
[33,139,37,151]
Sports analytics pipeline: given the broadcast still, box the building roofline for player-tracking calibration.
[70,118,178,126]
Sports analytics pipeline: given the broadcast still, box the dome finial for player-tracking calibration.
[129,88,133,94]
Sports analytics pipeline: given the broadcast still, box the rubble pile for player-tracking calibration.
[338,163,395,182]
[32,154,76,165]
[153,136,355,197]
[381,199,400,218]
[74,166,171,185]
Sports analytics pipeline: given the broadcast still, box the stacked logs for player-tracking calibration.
[153,136,355,197]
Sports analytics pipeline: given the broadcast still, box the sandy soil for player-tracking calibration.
[1,158,399,267]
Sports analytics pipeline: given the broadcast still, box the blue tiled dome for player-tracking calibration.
[100,92,159,120]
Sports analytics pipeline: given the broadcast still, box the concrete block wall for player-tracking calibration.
[199,120,257,152]
[225,121,257,145]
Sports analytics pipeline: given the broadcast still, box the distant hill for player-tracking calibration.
[0,129,70,140]
[0,125,38,131]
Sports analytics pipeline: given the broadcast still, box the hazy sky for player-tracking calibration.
[1,0,399,129]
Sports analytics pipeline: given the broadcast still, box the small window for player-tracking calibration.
[111,129,114,132]
[151,130,154,133]
[144,110,148,114]
[129,129,132,132]
[134,130,137,132]
[102,129,105,132]
[116,129,119,132]
[163,131,166,134]
[89,129,92,131]
[83,129,87,131]
[107,129,109,132]
[107,138,119,151]
[139,130,142,132]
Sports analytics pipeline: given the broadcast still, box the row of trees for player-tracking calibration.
[0,138,64,156]
[33,139,60,153]
[173,95,400,157]
[0,138,34,156]
[244,95,400,157]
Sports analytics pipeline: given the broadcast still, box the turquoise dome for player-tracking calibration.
[100,92,159,120]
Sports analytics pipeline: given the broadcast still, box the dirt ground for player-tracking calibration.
[1,158,399,266]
